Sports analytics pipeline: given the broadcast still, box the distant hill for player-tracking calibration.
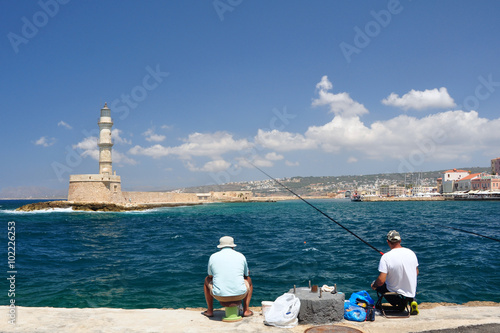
[176,166,490,196]
[0,186,67,199]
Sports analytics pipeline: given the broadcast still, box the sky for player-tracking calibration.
[1,0,500,194]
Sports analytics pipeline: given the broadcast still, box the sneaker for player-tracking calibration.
[410,301,419,315]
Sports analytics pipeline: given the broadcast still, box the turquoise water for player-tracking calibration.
[1,199,499,309]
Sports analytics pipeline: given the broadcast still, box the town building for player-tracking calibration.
[471,174,500,192]
[412,186,438,195]
[436,177,443,193]
[379,185,405,197]
[456,173,482,192]
[492,157,500,175]
[441,168,470,193]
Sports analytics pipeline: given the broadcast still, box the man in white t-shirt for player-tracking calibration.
[371,230,419,315]
[203,236,253,318]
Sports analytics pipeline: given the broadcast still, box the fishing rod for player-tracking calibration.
[249,162,385,255]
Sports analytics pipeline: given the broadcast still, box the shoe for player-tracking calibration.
[410,301,419,315]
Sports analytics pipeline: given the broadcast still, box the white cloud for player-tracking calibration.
[143,127,166,142]
[316,75,332,91]
[73,135,136,164]
[34,136,56,147]
[73,136,99,159]
[265,152,284,161]
[73,136,97,150]
[130,131,252,159]
[285,160,299,167]
[257,77,500,166]
[255,129,316,152]
[312,75,369,118]
[174,132,252,158]
[186,159,231,172]
[57,121,72,129]
[113,151,137,165]
[305,116,370,153]
[252,158,273,167]
[236,156,274,168]
[112,129,132,144]
[129,144,170,158]
[382,87,456,111]
[303,109,500,162]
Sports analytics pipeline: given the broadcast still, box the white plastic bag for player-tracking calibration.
[264,293,301,328]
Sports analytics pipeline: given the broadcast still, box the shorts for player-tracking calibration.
[209,279,250,302]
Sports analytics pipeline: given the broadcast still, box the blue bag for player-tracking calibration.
[344,300,366,322]
[349,290,375,306]
[348,291,376,321]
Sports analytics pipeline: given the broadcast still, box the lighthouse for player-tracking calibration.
[67,103,124,203]
[98,103,113,175]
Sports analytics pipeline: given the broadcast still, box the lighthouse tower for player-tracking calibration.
[98,103,113,175]
[67,103,124,203]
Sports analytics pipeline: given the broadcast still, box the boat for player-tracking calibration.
[351,192,362,202]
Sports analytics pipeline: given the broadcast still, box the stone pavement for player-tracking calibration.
[1,304,499,333]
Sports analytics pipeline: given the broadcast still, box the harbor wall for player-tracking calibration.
[361,196,445,202]
[122,191,199,204]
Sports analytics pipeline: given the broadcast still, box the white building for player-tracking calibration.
[441,169,470,194]
[443,168,469,181]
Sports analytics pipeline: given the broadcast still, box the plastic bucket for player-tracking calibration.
[261,301,273,316]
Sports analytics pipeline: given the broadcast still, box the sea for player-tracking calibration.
[1,199,499,309]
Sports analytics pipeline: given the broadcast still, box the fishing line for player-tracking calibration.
[433,224,500,243]
[249,162,385,255]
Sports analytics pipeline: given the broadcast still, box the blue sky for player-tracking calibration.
[2,0,500,194]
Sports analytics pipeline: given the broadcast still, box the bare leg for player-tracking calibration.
[203,276,214,317]
[243,276,253,317]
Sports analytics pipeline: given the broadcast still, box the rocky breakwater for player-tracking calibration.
[16,201,201,212]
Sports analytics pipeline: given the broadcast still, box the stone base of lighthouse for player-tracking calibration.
[68,174,126,204]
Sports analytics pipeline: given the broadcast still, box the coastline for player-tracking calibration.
[9,194,500,212]
[13,198,285,212]
[2,302,499,333]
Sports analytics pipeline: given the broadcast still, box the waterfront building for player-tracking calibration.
[471,174,500,192]
[379,185,405,197]
[456,173,482,192]
[441,168,470,194]
[492,157,500,175]
[443,168,469,181]
[437,177,443,193]
[412,186,438,195]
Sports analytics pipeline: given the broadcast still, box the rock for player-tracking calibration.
[15,201,202,212]
[16,201,71,211]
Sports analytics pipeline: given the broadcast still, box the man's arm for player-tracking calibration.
[371,272,387,290]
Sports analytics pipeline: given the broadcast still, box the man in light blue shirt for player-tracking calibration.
[203,236,253,317]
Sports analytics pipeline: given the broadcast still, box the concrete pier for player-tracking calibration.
[288,287,345,324]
